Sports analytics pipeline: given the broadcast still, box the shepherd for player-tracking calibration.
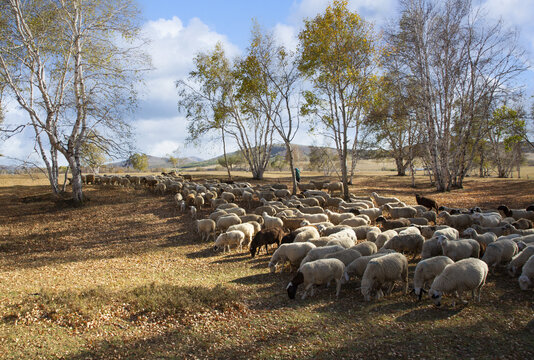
[295,168,301,183]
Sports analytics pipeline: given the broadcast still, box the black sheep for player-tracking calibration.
[415,194,438,212]
[249,228,285,258]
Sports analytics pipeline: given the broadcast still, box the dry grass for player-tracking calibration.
[0,174,533,359]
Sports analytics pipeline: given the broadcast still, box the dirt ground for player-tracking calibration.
[0,174,533,359]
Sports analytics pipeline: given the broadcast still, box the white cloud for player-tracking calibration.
[273,23,298,51]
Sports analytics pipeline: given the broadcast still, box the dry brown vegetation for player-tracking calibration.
[0,173,533,359]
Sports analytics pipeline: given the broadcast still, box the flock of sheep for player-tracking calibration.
[87,172,534,306]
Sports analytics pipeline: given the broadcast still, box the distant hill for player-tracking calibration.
[107,155,203,170]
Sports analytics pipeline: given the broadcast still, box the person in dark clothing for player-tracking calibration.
[295,168,301,183]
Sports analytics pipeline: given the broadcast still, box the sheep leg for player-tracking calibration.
[302,283,313,300]
[386,281,395,295]
[335,279,341,297]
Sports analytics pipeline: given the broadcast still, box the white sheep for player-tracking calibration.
[324,248,362,265]
[398,227,422,236]
[196,219,216,242]
[353,225,379,240]
[413,256,455,300]
[438,211,473,229]
[382,234,425,260]
[300,245,345,267]
[216,214,242,233]
[343,250,397,282]
[366,227,382,243]
[190,206,197,219]
[286,258,345,300]
[226,207,246,216]
[263,212,284,230]
[371,192,400,206]
[268,242,316,273]
[294,227,321,242]
[326,237,355,249]
[295,211,329,224]
[339,217,369,227]
[438,236,480,261]
[383,204,417,220]
[421,236,443,259]
[361,253,409,301]
[462,228,497,246]
[351,207,382,222]
[481,239,519,272]
[429,258,489,307]
[518,255,534,290]
[507,245,534,277]
[375,229,398,248]
[433,227,459,240]
[214,230,245,253]
[350,241,378,256]
[209,209,228,222]
[320,225,351,237]
[471,212,502,227]
[227,223,256,247]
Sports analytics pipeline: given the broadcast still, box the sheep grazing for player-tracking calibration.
[262,212,284,230]
[300,245,345,267]
[227,223,255,247]
[339,216,369,227]
[383,204,417,220]
[518,255,534,290]
[294,227,321,242]
[353,225,378,240]
[190,206,197,219]
[438,211,473,229]
[214,230,245,253]
[286,258,345,300]
[375,216,411,231]
[497,205,534,221]
[507,246,534,277]
[481,239,519,272]
[216,214,242,233]
[249,228,285,258]
[415,194,438,212]
[361,253,409,301]
[327,181,344,195]
[462,228,497,246]
[371,192,400,207]
[512,218,533,230]
[375,229,398,248]
[320,225,351,237]
[343,250,396,282]
[428,258,489,307]
[438,236,480,261]
[326,237,355,249]
[413,256,455,300]
[471,212,502,228]
[324,248,362,265]
[421,237,443,259]
[196,219,216,242]
[382,234,425,260]
[350,208,382,222]
[366,227,382,243]
[268,242,316,273]
[350,241,378,256]
[433,227,459,240]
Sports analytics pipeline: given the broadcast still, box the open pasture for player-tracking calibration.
[0,173,533,359]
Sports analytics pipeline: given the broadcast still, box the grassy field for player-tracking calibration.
[0,173,533,359]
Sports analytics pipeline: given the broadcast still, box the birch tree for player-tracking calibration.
[392,0,527,190]
[242,25,301,193]
[0,0,148,203]
[298,0,378,199]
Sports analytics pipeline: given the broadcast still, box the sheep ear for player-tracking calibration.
[286,282,293,290]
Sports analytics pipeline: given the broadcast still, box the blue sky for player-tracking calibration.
[1,0,534,164]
